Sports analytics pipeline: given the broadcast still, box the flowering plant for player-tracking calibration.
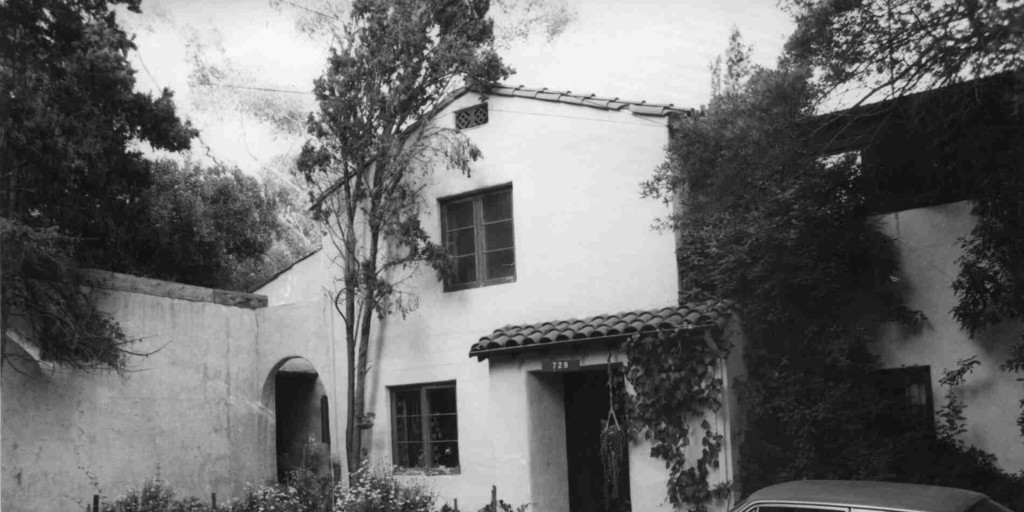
[334,465,434,512]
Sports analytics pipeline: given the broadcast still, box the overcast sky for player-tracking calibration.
[124,0,794,175]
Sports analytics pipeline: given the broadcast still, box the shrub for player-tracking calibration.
[284,468,336,512]
[476,500,528,512]
[101,478,210,512]
[334,465,434,512]
[228,483,304,512]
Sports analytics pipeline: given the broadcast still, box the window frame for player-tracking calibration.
[389,381,460,475]
[439,183,516,292]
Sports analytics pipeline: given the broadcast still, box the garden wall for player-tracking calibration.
[1,271,269,511]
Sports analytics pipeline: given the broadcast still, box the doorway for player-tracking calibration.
[273,358,330,482]
[563,368,631,512]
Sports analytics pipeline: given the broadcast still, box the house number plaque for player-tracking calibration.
[542,359,580,372]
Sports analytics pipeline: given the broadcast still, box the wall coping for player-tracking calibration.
[81,269,269,309]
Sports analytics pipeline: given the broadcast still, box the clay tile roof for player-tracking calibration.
[482,85,695,117]
[470,299,735,358]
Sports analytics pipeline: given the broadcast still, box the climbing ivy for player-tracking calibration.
[639,30,1024,510]
[624,329,731,511]
[639,31,928,509]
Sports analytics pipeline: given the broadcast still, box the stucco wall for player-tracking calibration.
[254,296,344,480]
[876,200,1024,472]
[255,249,328,307]
[2,285,266,511]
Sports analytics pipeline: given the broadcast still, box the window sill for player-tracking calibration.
[444,276,516,293]
[393,466,461,477]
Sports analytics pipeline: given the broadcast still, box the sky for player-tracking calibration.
[122,0,795,176]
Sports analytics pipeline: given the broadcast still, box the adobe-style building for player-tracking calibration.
[254,85,745,512]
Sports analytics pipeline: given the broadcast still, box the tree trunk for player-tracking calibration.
[343,200,360,480]
[349,228,380,479]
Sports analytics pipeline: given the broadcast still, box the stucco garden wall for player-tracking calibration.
[1,273,268,512]
[254,296,344,480]
[876,200,1024,472]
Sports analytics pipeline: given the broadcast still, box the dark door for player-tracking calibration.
[564,369,631,512]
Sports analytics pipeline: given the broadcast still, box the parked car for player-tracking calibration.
[732,480,1012,512]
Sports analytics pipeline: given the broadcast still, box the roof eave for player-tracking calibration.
[468,322,721,361]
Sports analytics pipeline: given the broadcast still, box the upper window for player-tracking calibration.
[440,185,515,291]
[455,103,488,130]
[390,382,459,474]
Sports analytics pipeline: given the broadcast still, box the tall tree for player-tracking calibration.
[0,0,196,253]
[297,0,510,477]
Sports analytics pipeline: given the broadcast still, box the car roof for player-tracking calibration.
[740,480,988,512]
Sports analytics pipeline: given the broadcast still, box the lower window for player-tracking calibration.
[391,382,459,473]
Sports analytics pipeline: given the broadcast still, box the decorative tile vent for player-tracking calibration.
[455,103,488,129]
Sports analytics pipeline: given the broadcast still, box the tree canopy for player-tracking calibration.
[785,0,1024,105]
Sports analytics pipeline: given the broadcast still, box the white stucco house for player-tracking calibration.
[254,85,745,512]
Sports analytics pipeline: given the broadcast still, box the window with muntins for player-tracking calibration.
[391,383,459,473]
[454,103,488,129]
[441,185,515,291]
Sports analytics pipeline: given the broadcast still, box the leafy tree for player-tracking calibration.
[0,0,195,373]
[297,0,511,477]
[133,160,317,291]
[785,0,1024,439]
[0,0,196,254]
[785,0,1023,105]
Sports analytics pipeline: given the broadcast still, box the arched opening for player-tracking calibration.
[264,357,331,482]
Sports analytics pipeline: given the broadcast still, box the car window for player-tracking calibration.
[759,506,848,512]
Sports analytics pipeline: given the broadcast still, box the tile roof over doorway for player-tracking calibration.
[469,299,735,359]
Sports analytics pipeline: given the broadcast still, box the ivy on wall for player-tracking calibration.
[635,30,1024,511]
[624,329,731,512]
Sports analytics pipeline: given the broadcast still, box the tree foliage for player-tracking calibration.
[642,26,1024,509]
[785,0,1024,105]
[1,220,132,374]
[134,160,317,291]
[297,0,511,476]
[0,0,197,248]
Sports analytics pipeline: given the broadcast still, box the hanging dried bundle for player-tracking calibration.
[600,360,628,510]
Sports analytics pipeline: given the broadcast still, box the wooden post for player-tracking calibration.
[491,485,497,512]
[93,494,99,512]
[211,493,217,510]
[454,498,459,512]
